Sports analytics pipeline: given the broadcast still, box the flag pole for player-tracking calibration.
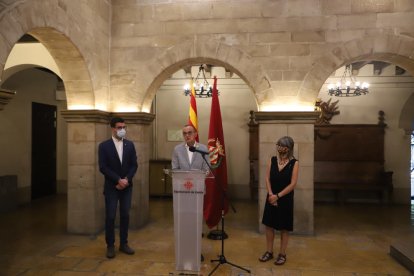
[206,160,250,276]
[197,151,250,275]
[207,225,228,240]
[205,76,250,275]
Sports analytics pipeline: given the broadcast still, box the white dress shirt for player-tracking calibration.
[185,142,199,164]
[112,136,123,164]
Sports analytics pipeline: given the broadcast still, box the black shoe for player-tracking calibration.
[119,244,135,255]
[201,254,204,262]
[106,246,115,258]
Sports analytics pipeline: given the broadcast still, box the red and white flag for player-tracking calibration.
[204,76,229,228]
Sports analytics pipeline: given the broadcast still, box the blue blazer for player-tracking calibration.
[98,138,138,193]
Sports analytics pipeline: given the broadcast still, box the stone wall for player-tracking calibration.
[111,0,414,113]
[0,0,413,115]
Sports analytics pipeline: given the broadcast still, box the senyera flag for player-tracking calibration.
[204,76,229,228]
[188,79,199,142]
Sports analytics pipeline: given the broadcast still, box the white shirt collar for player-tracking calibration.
[185,142,198,149]
[112,136,123,143]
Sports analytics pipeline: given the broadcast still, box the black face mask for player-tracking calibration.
[277,145,288,155]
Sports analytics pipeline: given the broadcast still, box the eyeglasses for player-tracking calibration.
[182,131,194,136]
[115,126,127,130]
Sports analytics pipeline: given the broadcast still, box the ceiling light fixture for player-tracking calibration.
[184,65,217,98]
[327,64,369,97]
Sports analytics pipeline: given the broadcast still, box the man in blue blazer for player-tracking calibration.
[98,117,138,258]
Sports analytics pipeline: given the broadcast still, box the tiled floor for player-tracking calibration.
[0,195,413,275]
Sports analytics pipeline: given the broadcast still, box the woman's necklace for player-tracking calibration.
[278,158,289,166]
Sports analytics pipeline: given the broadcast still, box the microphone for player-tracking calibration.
[189,146,209,155]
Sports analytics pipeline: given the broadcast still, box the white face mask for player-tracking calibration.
[117,129,126,139]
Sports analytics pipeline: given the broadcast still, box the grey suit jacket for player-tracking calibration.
[171,142,210,172]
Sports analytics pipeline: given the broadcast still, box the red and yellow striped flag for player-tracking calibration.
[188,79,199,142]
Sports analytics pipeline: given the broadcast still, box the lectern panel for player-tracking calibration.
[171,170,205,272]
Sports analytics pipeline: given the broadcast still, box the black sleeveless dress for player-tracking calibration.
[261,156,297,231]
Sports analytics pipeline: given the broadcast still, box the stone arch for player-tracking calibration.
[2,40,61,82]
[141,38,268,112]
[299,33,414,106]
[2,64,60,84]
[300,33,414,133]
[0,1,97,109]
[28,28,94,109]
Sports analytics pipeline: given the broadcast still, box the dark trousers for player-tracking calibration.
[104,187,132,248]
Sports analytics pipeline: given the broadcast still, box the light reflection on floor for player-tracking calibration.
[0,195,413,275]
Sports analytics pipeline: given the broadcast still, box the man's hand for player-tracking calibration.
[116,178,129,190]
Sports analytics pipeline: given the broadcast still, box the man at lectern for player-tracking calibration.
[172,125,210,173]
[171,124,210,261]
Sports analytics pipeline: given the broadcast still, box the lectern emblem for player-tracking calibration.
[184,181,193,190]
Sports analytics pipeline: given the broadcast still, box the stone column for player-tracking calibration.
[255,111,319,235]
[61,110,155,234]
[114,112,155,229]
[61,110,110,234]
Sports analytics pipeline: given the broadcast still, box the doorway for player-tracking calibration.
[31,102,57,199]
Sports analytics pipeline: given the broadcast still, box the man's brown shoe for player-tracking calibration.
[106,246,115,258]
[119,244,135,255]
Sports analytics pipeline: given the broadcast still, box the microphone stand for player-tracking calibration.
[198,153,251,275]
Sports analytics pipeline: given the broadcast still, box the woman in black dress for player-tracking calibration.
[258,136,299,265]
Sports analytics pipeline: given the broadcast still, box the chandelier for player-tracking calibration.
[327,64,369,97]
[183,65,217,98]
